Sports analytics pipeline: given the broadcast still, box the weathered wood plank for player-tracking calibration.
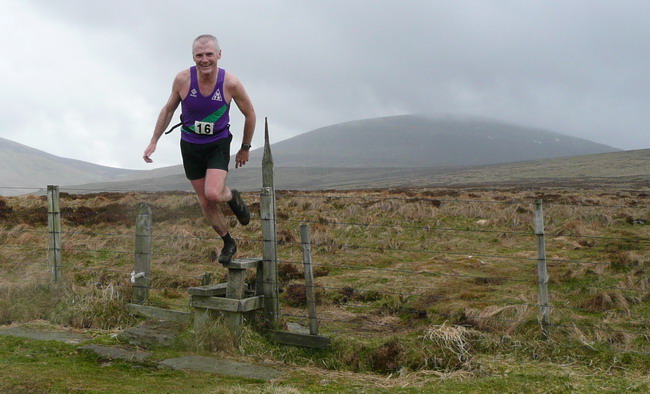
[188,283,228,296]
[535,199,550,338]
[126,303,191,324]
[226,269,246,300]
[238,296,264,312]
[225,258,263,270]
[190,296,264,313]
[47,185,62,282]
[261,187,279,326]
[132,203,152,304]
[266,330,330,349]
[192,296,240,312]
[300,224,319,335]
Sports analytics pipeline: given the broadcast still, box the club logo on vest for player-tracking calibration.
[190,89,197,97]
[211,89,223,101]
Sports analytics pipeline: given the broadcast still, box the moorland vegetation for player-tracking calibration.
[0,185,648,390]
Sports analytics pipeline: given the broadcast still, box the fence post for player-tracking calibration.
[261,187,279,326]
[47,185,62,282]
[534,199,550,338]
[300,224,319,335]
[132,203,152,304]
[261,117,279,326]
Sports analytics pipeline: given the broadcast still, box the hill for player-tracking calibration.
[0,137,138,195]
[0,115,623,195]
[246,114,618,168]
[63,149,650,193]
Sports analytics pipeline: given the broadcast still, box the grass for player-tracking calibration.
[1,185,649,391]
[0,335,283,393]
[1,334,648,393]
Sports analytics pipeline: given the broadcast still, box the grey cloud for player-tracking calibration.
[4,0,650,169]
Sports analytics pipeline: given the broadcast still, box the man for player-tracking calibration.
[143,34,255,265]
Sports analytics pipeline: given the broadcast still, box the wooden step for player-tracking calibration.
[190,295,264,312]
[224,257,263,270]
[188,283,227,296]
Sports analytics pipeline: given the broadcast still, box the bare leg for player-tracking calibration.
[190,169,232,236]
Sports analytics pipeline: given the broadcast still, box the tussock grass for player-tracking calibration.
[419,322,481,371]
[1,186,649,376]
[0,281,136,329]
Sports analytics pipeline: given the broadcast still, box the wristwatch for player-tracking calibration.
[241,143,252,151]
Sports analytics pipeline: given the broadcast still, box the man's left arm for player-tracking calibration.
[229,75,256,168]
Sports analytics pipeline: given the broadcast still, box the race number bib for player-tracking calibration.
[194,121,214,135]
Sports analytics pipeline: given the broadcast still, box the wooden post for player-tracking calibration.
[262,117,274,189]
[261,118,279,326]
[261,187,279,326]
[132,203,152,304]
[47,185,62,282]
[255,118,272,297]
[224,266,247,340]
[300,224,319,335]
[534,199,550,338]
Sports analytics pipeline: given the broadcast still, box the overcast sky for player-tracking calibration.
[1,0,649,170]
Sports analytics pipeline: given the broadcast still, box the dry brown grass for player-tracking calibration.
[1,186,649,368]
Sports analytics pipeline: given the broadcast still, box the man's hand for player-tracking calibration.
[143,142,156,163]
[235,149,249,168]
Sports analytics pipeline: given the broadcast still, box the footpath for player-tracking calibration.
[0,321,282,382]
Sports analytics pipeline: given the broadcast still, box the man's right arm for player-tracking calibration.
[143,73,185,163]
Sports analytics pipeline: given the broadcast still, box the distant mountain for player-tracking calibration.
[246,115,619,167]
[63,149,650,193]
[0,115,623,195]
[0,137,138,195]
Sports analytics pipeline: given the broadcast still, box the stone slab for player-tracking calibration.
[117,320,184,348]
[78,344,151,363]
[158,355,282,381]
[126,303,191,323]
[0,326,90,344]
[266,330,330,349]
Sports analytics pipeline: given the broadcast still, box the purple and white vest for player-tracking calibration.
[180,67,231,144]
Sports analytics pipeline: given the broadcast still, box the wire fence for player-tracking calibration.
[1,185,649,355]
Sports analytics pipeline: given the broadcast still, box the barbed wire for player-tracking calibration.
[5,186,650,210]
[280,218,534,237]
[278,192,650,209]
[278,311,650,338]
[2,241,647,293]
[0,186,44,191]
[3,185,649,355]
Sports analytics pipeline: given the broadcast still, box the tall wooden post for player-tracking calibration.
[261,118,279,326]
[300,224,319,335]
[47,185,62,282]
[534,199,550,338]
[132,203,152,304]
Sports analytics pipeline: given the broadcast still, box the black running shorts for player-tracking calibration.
[180,134,232,180]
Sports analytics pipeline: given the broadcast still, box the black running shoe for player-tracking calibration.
[228,189,250,226]
[218,241,237,266]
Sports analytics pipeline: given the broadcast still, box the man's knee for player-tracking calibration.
[204,189,229,204]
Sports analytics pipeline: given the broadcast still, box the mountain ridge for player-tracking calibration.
[245,114,619,168]
[0,115,624,195]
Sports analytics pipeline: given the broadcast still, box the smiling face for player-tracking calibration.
[192,38,221,77]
